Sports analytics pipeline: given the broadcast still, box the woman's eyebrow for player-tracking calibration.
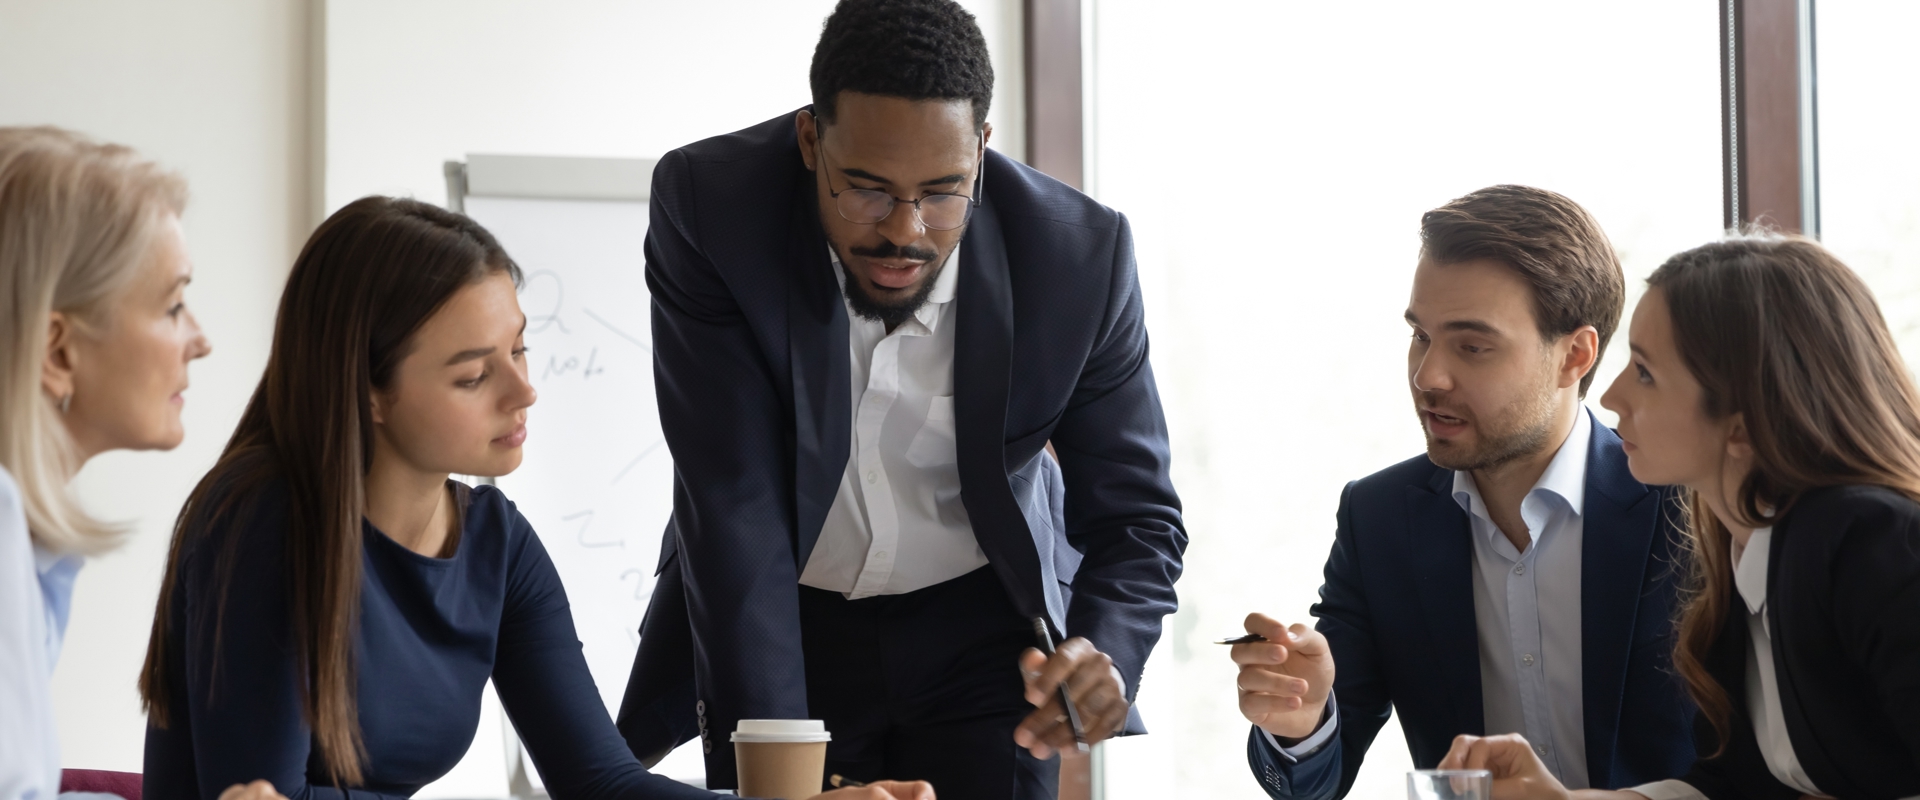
[444,346,497,366]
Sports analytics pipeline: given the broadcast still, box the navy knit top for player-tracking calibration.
[143,481,711,800]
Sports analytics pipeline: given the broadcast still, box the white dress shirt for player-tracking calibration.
[799,247,989,599]
[1265,411,1594,783]
[1,464,77,800]
[1631,526,1837,800]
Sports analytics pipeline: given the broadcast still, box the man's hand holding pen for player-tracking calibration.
[1013,637,1129,758]
[1231,613,1335,743]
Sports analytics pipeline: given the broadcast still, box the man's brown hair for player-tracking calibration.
[1420,184,1624,395]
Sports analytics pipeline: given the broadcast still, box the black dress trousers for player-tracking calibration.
[799,565,1060,800]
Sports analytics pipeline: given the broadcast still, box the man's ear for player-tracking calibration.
[1558,325,1601,390]
[796,110,820,172]
[41,310,76,405]
[983,121,993,147]
[1725,412,1755,461]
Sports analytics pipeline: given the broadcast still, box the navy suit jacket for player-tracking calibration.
[615,111,1187,787]
[1248,417,1695,798]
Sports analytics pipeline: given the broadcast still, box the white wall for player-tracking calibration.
[323,0,1025,213]
[0,0,319,772]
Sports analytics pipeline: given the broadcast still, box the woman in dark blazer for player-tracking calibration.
[1436,234,1920,800]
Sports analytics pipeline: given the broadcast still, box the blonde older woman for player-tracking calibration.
[0,127,211,799]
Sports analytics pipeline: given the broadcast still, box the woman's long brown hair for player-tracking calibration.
[1649,234,1920,754]
[138,197,519,786]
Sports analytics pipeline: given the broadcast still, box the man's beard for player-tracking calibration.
[1417,376,1558,473]
[836,239,953,329]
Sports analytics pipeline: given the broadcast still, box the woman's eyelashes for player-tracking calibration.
[457,347,529,389]
[1635,362,1653,384]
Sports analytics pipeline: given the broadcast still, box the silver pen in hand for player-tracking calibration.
[1030,617,1090,753]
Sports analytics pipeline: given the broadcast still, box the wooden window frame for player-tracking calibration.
[1025,0,1085,190]
[1724,0,1820,235]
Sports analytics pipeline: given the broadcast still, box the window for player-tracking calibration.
[1817,2,1920,370]
[1090,2,1722,795]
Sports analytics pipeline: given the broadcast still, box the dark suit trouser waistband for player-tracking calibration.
[799,565,1059,799]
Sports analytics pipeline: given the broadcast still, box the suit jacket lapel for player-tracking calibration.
[787,180,849,568]
[1578,418,1659,787]
[1406,465,1486,735]
[951,180,1048,624]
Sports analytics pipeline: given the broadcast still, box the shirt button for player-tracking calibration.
[1522,653,1536,667]
[1514,564,1526,575]
[1536,743,1551,757]
[875,550,889,559]
[866,471,878,484]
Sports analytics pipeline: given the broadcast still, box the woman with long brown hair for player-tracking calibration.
[1436,234,1920,798]
[137,196,929,800]
[1,127,212,799]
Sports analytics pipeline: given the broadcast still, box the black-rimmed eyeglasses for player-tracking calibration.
[816,140,983,231]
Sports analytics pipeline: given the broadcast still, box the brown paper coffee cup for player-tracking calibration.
[733,719,830,800]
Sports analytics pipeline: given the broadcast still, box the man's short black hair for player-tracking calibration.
[809,0,994,129]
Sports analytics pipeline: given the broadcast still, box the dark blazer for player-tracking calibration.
[615,111,1187,786]
[1677,484,1920,800]
[1248,417,1696,799]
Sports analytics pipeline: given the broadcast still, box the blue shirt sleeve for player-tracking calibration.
[1,466,63,800]
[144,485,717,800]
[490,512,715,800]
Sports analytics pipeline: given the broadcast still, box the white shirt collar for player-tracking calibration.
[828,244,961,333]
[1452,407,1594,549]
[1732,526,1772,616]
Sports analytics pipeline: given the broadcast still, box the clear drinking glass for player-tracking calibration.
[1407,769,1490,800]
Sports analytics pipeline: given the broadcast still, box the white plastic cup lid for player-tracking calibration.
[731,719,832,743]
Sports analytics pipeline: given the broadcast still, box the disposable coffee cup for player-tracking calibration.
[733,719,831,800]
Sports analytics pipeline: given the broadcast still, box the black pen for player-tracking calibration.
[1215,632,1269,645]
[1030,616,1090,753]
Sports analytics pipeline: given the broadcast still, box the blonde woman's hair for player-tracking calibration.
[0,127,187,555]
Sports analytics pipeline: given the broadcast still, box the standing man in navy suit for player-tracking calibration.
[615,1,1186,796]
[1230,187,1694,798]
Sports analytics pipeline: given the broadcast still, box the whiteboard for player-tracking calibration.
[469,192,669,710]
[419,155,706,797]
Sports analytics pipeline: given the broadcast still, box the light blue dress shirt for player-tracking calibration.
[1452,409,1590,788]
[32,546,81,670]
[1261,409,1595,787]
[1,465,85,800]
